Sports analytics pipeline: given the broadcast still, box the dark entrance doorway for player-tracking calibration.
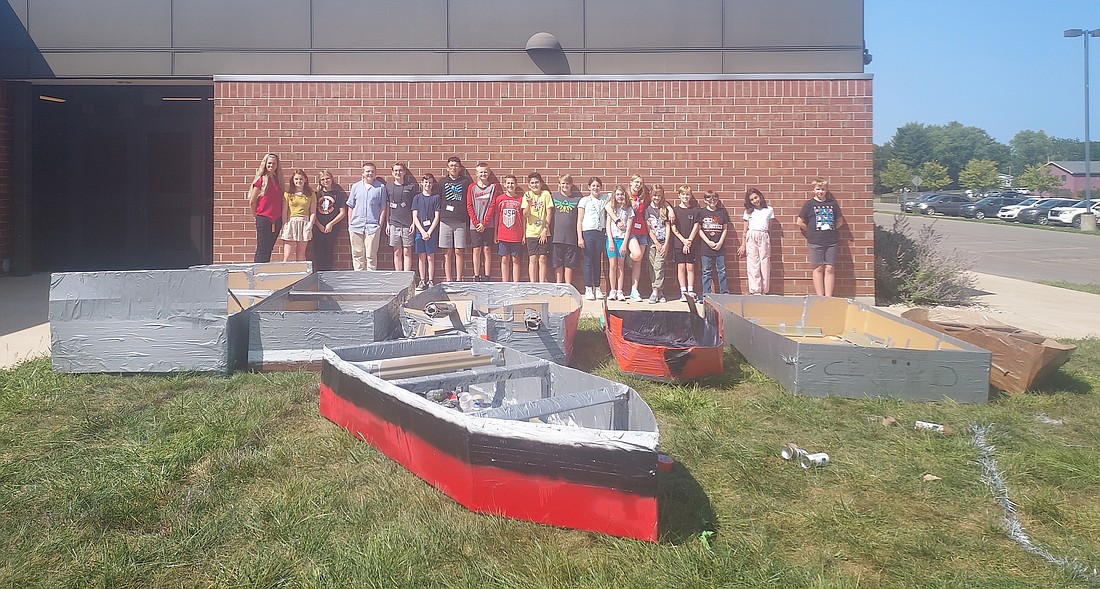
[31,85,213,271]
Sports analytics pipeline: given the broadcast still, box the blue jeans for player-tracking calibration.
[581,230,605,287]
[701,254,729,294]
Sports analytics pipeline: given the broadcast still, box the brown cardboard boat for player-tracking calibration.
[901,308,1075,394]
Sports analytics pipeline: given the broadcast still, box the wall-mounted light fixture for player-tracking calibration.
[38,95,66,103]
[526,32,570,75]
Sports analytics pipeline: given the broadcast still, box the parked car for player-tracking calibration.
[1016,199,1078,224]
[1047,200,1100,228]
[997,197,1056,221]
[901,193,945,213]
[917,194,972,216]
[960,196,1027,219]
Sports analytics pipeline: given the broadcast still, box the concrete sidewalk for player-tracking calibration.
[1,270,1097,370]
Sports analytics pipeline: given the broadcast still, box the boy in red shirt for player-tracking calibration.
[466,162,500,282]
[494,174,525,282]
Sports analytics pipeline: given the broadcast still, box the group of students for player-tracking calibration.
[248,153,847,298]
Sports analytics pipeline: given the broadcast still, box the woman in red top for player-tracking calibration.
[247,153,284,262]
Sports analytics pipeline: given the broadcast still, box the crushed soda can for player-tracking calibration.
[914,420,953,435]
[780,443,809,461]
[799,452,830,469]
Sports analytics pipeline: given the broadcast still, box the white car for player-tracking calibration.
[1047,201,1100,228]
[997,197,1058,221]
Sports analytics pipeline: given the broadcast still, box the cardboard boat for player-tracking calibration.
[49,262,311,373]
[319,334,661,541]
[901,308,1075,394]
[705,295,992,403]
[403,282,582,364]
[603,298,724,382]
[247,271,415,371]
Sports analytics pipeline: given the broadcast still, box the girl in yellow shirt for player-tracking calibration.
[280,169,317,262]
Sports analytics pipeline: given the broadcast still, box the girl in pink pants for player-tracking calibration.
[737,188,774,295]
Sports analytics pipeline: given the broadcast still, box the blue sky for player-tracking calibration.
[865,1,1098,145]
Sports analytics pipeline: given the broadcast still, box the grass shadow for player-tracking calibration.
[657,459,717,545]
[569,319,612,373]
[1025,369,1094,396]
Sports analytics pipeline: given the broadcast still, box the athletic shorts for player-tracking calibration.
[551,243,581,269]
[526,237,550,257]
[606,237,626,259]
[469,227,495,248]
[438,221,468,249]
[498,241,523,258]
[673,244,698,264]
[414,232,438,255]
[388,225,413,248]
[808,242,838,266]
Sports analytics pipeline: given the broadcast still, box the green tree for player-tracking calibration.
[888,123,933,169]
[957,159,1001,194]
[880,159,914,193]
[929,122,1009,184]
[1016,164,1062,195]
[1009,130,1053,172]
[873,143,894,194]
[916,161,951,191]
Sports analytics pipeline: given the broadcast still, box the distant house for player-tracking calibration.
[1045,161,1100,197]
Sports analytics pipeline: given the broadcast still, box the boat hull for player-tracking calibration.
[603,304,724,382]
[706,295,992,403]
[320,336,660,541]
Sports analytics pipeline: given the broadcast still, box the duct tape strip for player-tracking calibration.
[971,424,1100,585]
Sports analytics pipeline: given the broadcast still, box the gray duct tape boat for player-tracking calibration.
[319,334,661,541]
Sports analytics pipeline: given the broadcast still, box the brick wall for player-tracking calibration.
[0,83,11,273]
[213,79,874,297]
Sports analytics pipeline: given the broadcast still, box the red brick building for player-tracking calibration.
[1,0,874,297]
[212,77,873,295]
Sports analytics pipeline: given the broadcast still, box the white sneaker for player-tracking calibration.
[585,286,595,300]
[595,287,605,299]
[616,290,626,301]
[679,292,688,302]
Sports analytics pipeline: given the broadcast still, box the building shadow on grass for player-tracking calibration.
[569,323,613,372]
[658,460,717,545]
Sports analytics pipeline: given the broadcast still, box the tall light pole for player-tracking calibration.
[1064,28,1100,231]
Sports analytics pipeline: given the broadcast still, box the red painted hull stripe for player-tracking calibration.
[320,382,658,541]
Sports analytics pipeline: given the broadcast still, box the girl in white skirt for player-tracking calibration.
[281,169,317,262]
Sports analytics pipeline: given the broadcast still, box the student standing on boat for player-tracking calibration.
[796,177,846,297]
[346,163,386,270]
[522,172,554,283]
[439,157,472,282]
[311,170,347,271]
[738,188,774,294]
[279,169,316,263]
[550,174,582,288]
[247,153,283,263]
[604,185,634,301]
[466,162,499,282]
[576,177,608,300]
[494,174,525,282]
[383,162,418,273]
[643,184,673,303]
[698,190,731,296]
[412,173,441,290]
[624,175,650,301]
[670,185,702,301]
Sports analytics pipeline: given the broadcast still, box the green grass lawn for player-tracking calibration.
[1036,281,1100,296]
[2,325,1099,588]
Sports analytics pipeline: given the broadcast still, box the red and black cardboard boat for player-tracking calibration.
[319,334,661,541]
[603,296,724,382]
